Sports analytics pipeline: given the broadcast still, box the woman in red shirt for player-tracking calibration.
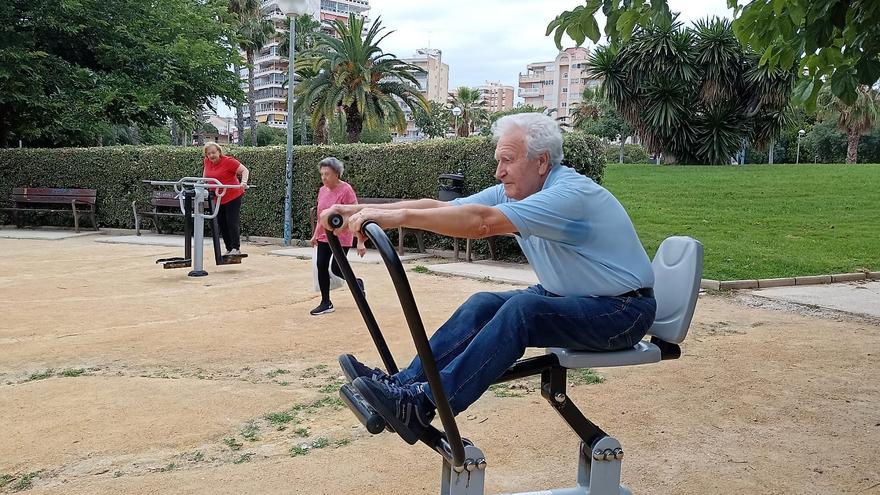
[202,142,250,255]
[310,157,365,316]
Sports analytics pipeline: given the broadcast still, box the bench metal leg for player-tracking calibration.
[466,238,473,262]
[416,231,425,253]
[397,227,405,256]
[71,201,80,233]
[453,238,460,261]
[132,201,141,236]
[90,206,97,231]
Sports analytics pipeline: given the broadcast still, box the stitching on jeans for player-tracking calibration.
[607,311,642,348]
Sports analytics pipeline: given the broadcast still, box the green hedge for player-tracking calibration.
[605,143,651,164]
[0,132,604,241]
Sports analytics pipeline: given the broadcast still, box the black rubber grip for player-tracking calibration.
[328,213,344,229]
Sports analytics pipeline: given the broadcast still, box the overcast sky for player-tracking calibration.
[369,0,732,90]
[218,0,731,116]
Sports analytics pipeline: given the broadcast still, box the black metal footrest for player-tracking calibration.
[156,257,191,269]
[340,383,388,434]
[219,253,248,265]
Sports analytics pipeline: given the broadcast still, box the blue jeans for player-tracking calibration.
[395,285,656,415]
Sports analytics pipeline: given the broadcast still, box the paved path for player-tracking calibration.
[269,246,432,265]
[95,234,212,248]
[750,281,880,319]
[0,229,100,240]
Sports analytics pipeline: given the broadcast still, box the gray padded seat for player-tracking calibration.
[548,236,704,369]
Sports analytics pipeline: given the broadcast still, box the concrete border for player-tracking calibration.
[701,271,875,291]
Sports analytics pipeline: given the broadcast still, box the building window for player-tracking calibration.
[562,88,568,93]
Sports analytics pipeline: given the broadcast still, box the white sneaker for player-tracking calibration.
[228,248,241,256]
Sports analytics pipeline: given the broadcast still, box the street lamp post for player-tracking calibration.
[451,107,461,137]
[796,129,805,165]
[277,0,308,246]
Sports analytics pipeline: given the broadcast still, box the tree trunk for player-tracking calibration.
[313,116,327,144]
[247,49,258,146]
[345,104,362,143]
[234,62,245,145]
[846,128,860,164]
[170,119,180,146]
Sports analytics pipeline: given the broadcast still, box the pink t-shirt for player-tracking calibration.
[314,181,358,247]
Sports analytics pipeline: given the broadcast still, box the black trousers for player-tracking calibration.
[316,241,349,304]
[217,196,242,251]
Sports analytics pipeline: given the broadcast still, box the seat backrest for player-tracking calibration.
[647,236,703,344]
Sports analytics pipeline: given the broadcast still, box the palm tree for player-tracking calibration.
[569,86,602,128]
[233,1,275,146]
[448,87,487,137]
[296,14,428,143]
[588,15,794,164]
[817,85,880,164]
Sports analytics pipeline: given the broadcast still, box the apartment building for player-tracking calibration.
[241,0,370,130]
[477,81,514,113]
[517,47,601,123]
[394,48,449,141]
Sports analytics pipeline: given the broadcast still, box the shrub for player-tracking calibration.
[0,132,604,242]
[604,143,650,164]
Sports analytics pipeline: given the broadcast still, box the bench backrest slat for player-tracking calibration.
[12,187,97,205]
[150,191,180,208]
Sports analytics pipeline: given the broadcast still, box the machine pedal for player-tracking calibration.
[220,253,248,265]
[340,383,389,434]
[159,258,192,269]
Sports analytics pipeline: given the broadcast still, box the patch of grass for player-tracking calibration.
[233,453,254,464]
[188,451,204,462]
[488,383,527,398]
[12,471,39,491]
[412,265,429,273]
[224,437,243,451]
[333,438,351,448]
[157,463,176,473]
[113,471,124,478]
[265,411,295,427]
[289,444,309,457]
[311,437,329,449]
[605,164,880,279]
[240,421,259,441]
[317,378,344,394]
[292,395,344,413]
[1,474,14,488]
[301,364,328,379]
[266,368,289,378]
[60,368,85,377]
[294,427,310,437]
[28,369,53,381]
[279,381,290,387]
[568,369,605,385]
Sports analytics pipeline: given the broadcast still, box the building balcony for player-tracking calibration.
[518,88,541,97]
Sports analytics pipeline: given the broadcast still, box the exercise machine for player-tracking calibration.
[149,177,251,277]
[324,214,703,495]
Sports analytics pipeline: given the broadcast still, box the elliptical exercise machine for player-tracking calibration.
[149,177,251,277]
[324,214,703,495]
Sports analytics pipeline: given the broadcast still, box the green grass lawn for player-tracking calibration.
[603,164,880,280]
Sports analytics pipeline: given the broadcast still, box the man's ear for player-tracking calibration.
[537,152,551,176]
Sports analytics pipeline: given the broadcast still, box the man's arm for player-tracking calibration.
[347,204,516,240]
[319,198,447,230]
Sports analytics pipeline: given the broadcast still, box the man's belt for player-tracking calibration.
[618,287,654,298]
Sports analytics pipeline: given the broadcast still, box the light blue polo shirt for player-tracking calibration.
[451,165,653,297]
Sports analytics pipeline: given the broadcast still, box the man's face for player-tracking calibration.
[494,128,550,200]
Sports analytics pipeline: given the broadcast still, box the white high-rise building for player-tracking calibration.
[240,0,370,131]
[393,48,450,141]
[517,47,601,123]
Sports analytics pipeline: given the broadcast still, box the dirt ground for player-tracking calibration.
[0,235,878,495]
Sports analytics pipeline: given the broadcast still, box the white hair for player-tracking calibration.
[491,113,564,167]
[318,156,344,177]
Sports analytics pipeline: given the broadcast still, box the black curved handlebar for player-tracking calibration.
[324,214,466,469]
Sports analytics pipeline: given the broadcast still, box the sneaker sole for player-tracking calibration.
[352,377,421,445]
[310,308,335,316]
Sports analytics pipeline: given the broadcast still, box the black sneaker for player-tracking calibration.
[338,354,396,385]
[309,301,335,316]
[352,377,435,445]
[356,277,365,295]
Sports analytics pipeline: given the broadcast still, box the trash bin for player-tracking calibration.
[438,172,465,201]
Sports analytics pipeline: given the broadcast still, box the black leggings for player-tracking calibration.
[316,241,349,303]
[217,196,242,251]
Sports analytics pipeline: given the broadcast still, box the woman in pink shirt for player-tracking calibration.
[310,157,365,316]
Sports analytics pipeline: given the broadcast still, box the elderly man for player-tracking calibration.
[320,113,656,445]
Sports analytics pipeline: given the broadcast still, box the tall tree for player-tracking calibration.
[0,0,242,147]
[816,85,880,163]
[232,0,276,146]
[448,87,487,137]
[413,101,452,139]
[547,0,880,109]
[296,14,428,143]
[588,16,794,164]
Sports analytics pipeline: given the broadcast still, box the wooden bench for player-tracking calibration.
[2,187,97,232]
[132,190,186,235]
[463,233,518,262]
[310,198,425,256]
